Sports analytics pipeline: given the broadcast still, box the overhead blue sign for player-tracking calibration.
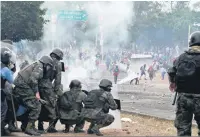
[46,10,88,21]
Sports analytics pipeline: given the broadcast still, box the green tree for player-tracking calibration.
[1,1,47,42]
[129,1,200,49]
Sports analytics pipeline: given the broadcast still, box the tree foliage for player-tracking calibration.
[129,1,200,49]
[1,1,47,42]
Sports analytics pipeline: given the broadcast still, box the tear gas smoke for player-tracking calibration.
[10,1,134,130]
[40,1,134,89]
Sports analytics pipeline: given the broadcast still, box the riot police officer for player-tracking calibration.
[13,56,54,136]
[1,47,16,136]
[168,31,200,136]
[81,79,118,136]
[59,80,87,133]
[38,48,64,133]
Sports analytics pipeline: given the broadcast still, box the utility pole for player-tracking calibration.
[51,14,57,49]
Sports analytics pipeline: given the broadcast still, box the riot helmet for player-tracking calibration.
[189,31,200,47]
[69,80,82,89]
[50,48,64,60]
[1,47,16,68]
[39,56,54,67]
[99,79,112,92]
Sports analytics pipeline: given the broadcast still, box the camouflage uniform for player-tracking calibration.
[38,48,64,133]
[168,31,200,136]
[13,56,54,136]
[38,79,57,122]
[13,62,43,121]
[81,79,118,136]
[19,60,29,70]
[59,81,87,133]
[175,93,200,136]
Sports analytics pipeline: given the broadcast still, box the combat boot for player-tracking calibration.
[47,120,58,133]
[38,121,44,131]
[25,121,41,136]
[87,123,95,134]
[74,127,85,133]
[1,128,11,136]
[91,125,103,136]
[33,127,46,134]
[63,125,70,133]
[21,121,28,132]
[1,121,10,136]
[8,121,21,132]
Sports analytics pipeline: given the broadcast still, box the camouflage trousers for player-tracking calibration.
[175,93,200,136]
[38,88,57,121]
[84,111,115,129]
[14,87,41,121]
[60,119,85,130]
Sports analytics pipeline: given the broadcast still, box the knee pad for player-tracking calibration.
[105,115,115,125]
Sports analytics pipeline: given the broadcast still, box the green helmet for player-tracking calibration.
[189,31,200,47]
[39,56,54,67]
[50,48,64,60]
[69,80,82,89]
[99,79,113,88]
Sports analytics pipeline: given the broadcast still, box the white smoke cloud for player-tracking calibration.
[13,2,134,90]
[40,1,134,90]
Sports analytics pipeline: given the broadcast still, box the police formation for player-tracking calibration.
[168,31,200,136]
[1,44,118,136]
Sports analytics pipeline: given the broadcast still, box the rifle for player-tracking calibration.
[172,92,178,105]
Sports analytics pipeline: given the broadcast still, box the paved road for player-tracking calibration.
[88,70,177,121]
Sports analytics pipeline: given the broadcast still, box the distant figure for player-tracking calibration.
[148,65,154,81]
[140,64,147,80]
[160,67,166,80]
[113,65,120,84]
[130,73,139,85]
[105,57,111,70]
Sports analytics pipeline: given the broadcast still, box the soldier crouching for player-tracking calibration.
[59,80,87,133]
[81,79,118,136]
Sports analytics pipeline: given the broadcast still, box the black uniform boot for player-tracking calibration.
[1,121,10,136]
[38,121,44,131]
[47,120,58,133]
[74,127,85,133]
[63,124,70,133]
[21,122,27,132]
[8,121,21,132]
[87,123,95,134]
[25,121,41,136]
[91,125,103,136]
[74,120,85,133]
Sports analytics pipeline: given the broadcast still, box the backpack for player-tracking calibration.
[59,91,74,111]
[176,55,197,82]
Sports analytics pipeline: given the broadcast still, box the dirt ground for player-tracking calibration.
[11,112,198,136]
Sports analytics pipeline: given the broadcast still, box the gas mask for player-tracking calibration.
[51,56,59,64]
[60,62,65,72]
[101,86,112,92]
[106,86,112,92]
